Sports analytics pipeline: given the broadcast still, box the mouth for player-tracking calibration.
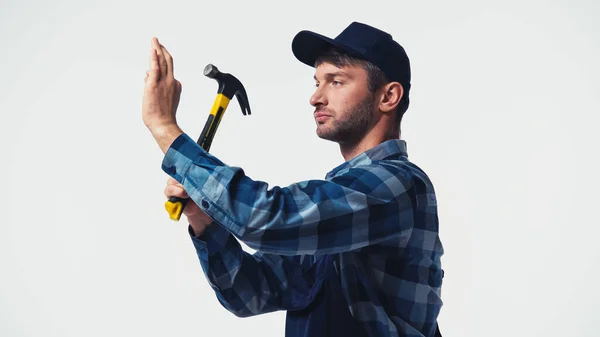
[314,112,331,122]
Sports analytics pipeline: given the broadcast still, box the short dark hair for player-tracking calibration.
[314,47,409,125]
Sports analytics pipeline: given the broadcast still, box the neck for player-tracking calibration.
[339,126,399,161]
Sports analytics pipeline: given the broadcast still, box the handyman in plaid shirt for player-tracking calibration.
[142,21,444,337]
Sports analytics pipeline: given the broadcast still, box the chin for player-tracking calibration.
[316,128,338,142]
[315,125,329,138]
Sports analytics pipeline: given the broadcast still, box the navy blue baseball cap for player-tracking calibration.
[292,21,411,108]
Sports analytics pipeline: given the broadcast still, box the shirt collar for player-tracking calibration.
[325,139,408,179]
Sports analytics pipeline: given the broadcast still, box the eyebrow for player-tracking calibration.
[314,71,351,81]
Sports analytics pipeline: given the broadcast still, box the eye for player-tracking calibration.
[332,80,342,86]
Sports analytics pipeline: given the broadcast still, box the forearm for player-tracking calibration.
[163,133,415,256]
[191,224,312,317]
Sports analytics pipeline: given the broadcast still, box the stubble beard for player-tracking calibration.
[316,93,375,144]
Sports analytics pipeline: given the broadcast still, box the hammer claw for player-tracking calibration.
[235,90,251,116]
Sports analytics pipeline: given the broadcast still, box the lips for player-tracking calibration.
[314,112,331,123]
[314,112,332,119]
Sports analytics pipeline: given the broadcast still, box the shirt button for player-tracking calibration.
[201,200,210,209]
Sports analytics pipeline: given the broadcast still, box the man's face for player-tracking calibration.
[310,62,376,143]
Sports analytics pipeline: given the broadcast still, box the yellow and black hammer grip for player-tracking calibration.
[164,93,231,221]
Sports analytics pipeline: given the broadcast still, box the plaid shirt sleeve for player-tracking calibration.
[162,133,415,256]
[188,223,316,317]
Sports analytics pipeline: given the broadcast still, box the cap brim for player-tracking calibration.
[292,30,362,68]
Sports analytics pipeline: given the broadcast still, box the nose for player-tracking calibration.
[309,85,327,107]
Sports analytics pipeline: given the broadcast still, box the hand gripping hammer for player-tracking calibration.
[164,64,251,221]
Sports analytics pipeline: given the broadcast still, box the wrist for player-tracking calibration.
[189,220,212,237]
[149,123,184,154]
[187,212,213,237]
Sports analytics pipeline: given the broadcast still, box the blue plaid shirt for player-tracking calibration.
[162,133,444,337]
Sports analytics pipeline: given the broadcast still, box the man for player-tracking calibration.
[142,22,444,337]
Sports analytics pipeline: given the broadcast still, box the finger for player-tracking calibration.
[164,184,189,199]
[148,43,160,82]
[166,177,179,185]
[161,45,174,77]
[166,177,186,193]
[153,38,168,79]
[165,186,188,199]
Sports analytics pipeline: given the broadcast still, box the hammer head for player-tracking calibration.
[203,64,251,116]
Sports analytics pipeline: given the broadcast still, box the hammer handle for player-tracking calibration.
[199,94,231,151]
[164,94,231,221]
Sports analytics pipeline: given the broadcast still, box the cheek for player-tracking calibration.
[336,93,359,114]
[330,90,352,109]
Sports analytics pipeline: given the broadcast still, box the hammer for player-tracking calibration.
[164,63,251,221]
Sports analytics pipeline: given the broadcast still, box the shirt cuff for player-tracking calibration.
[160,131,246,240]
[161,133,204,181]
[188,223,232,255]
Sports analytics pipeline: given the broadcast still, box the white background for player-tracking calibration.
[1,0,599,336]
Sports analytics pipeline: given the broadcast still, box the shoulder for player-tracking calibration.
[331,159,434,195]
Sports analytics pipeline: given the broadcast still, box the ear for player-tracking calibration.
[378,82,403,114]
